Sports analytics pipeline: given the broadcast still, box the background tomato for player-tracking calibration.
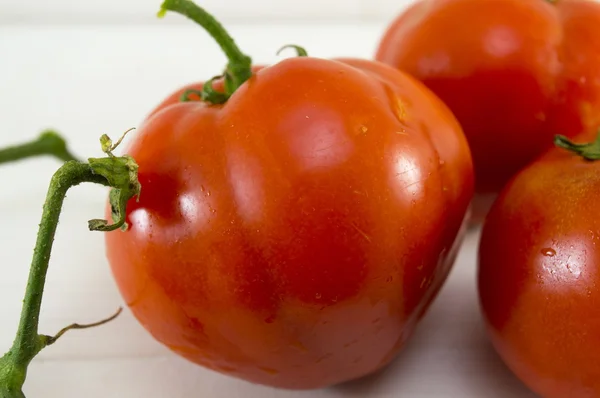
[105,56,474,389]
[375,0,600,221]
[478,130,600,398]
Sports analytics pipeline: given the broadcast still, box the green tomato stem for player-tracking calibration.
[158,0,253,103]
[0,131,79,165]
[0,139,140,397]
[555,130,600,160]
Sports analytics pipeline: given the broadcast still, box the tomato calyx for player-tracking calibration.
[158,0,252,105]
[277,44,309,57]
[555,130,600,161]
[180,75,229,104]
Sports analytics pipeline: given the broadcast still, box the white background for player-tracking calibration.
[0,0,537,397]
[0,0,411,24]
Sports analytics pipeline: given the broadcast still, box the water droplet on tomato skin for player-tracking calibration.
[541,248,556,257]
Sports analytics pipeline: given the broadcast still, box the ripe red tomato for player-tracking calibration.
[106,55,474,389]
[478,130,600,398]
[105,0,473,389]
[105,56,474,389]
[375,0,600,221]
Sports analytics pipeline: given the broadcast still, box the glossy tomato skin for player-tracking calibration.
[479,132,600,398]
[375,0,600,221]
[106,57,473,389]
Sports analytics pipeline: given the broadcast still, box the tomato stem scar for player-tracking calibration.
[158,0,253,104]
[0,130,80,165]
[0,133,141,397]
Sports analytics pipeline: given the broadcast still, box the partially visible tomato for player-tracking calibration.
[104,0,474,389]
[375,0,600,221]
[478,130,600,398]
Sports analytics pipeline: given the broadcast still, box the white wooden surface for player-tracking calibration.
[0,22,537,397]
[0,0,413,24]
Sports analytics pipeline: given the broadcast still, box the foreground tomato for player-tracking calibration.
[105,0,474,389]
[375,0,600,220]
[478,131,600,398]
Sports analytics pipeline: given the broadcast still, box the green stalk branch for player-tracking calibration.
[0,131,80,165]
[158,0,253,103]
[0,134,140,398]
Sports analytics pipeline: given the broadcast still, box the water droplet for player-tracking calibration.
[566,264,574,273]
[541,248,556,257]
[386,275,393,283]
[206,191,211,197]
[357,125,368,135]
[315,293,322,300]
